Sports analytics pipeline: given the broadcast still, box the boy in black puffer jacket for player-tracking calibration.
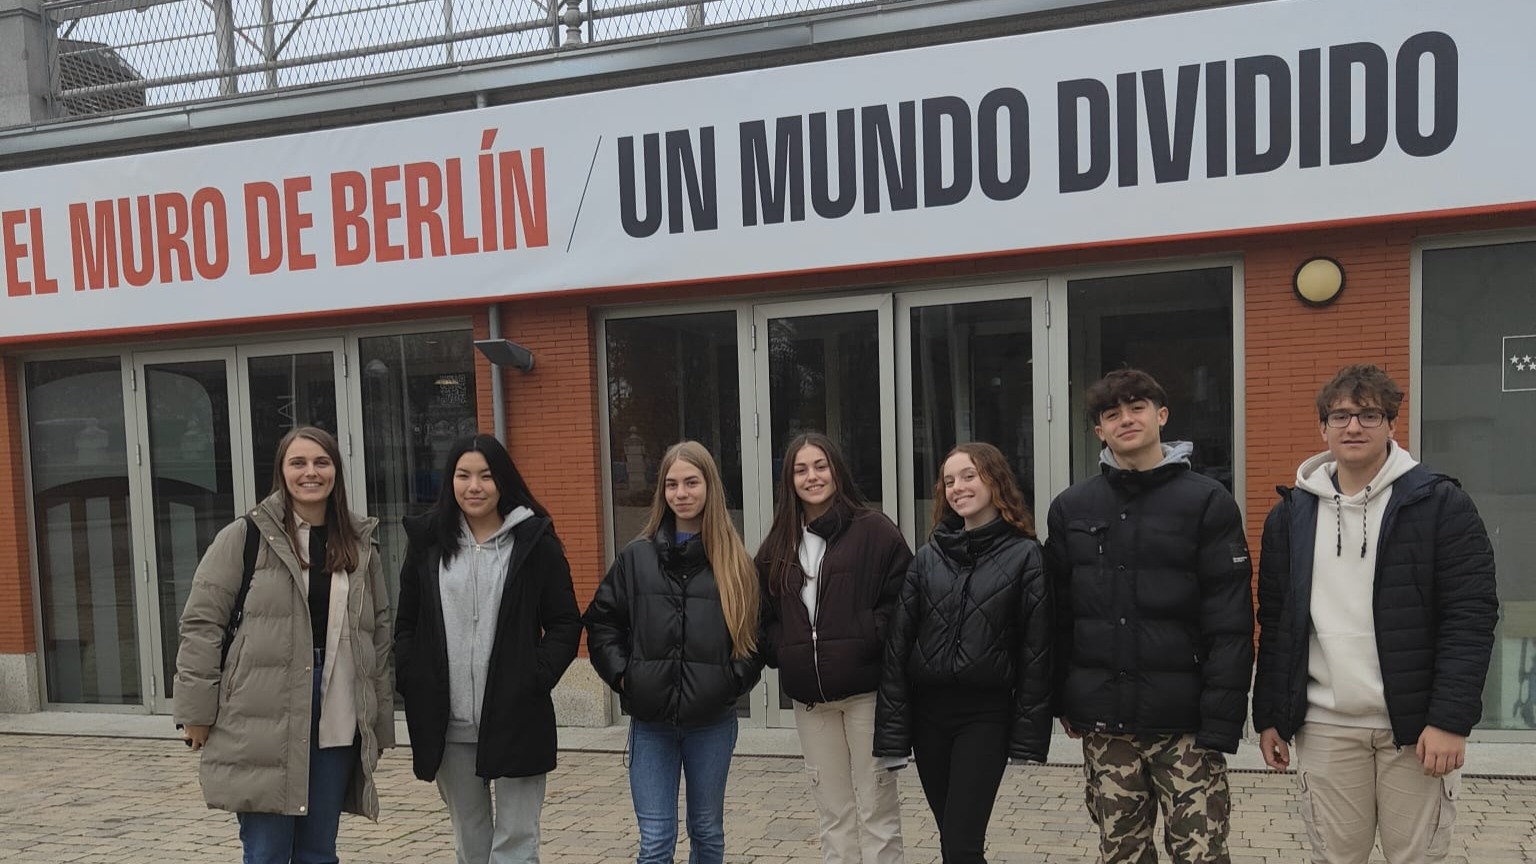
[1044,369,1253,864]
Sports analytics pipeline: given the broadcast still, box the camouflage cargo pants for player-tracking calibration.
[1081,732,1231,864]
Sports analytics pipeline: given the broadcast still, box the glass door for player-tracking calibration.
[752,296,897,727]
[237,340,355,505]
[135,340,352,711]
[132,350,240,712]
[896,283,1050,540]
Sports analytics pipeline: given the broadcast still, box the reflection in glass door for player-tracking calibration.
[753,297,897,727]
[898,286,1047,540]
[25,357,141,706]
[242,345,346,499]
[135,353,239,709]
[1065,268,1235,490]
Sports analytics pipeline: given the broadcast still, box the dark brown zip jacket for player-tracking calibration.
[758,503,912,705]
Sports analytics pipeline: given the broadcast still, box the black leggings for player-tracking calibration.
[911,694,1010,864]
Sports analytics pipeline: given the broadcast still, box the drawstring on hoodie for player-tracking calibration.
[1332,494,1342,556]
[1360,485,1371,558]
[1332,484,1373,558]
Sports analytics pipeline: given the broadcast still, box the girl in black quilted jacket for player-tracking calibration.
[584,440,763,864]
[874,442,1053,864]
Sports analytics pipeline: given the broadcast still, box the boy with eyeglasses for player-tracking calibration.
[1252,364,1498,863]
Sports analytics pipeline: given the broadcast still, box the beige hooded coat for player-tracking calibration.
[174,493,395,818]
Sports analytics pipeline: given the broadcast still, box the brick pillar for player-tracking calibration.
[1243,228,1413,574]
[498,300,610,724]
[0,355,41,711]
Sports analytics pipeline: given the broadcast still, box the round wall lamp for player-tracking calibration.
[1293,256,1345,307]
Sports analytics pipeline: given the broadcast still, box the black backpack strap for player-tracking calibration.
[220,515,261,668]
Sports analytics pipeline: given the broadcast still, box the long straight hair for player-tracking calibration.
[641,441,759,660]
[270,426,361,573]
[758,432,868,598]
[930,441,1036,539]
[429,434,552,564]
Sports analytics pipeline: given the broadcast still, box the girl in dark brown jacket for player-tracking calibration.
[756,432,913,864]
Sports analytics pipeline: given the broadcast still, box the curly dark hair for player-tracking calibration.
[1315,364,1403,422]
[1084,368,1168,428]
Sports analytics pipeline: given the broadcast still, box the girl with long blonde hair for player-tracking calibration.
[585,440,762,864]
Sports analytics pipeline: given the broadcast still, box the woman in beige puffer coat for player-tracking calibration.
[174,426,394,863]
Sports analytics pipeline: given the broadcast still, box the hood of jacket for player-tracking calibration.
[803,499,854,543]
[459,505,535,548]
[1098,440,1194,492]
[932,513,1023,564]
[252,491,379,554]
[1294,440,1419,559]
[653,513,709,575]
[401,505,540,550]
[1296,439,1418,499]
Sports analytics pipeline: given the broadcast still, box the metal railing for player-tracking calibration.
[44,0,879,119]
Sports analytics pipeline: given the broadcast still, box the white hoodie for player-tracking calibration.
[1295,441,1418,729]
[440,505,535,743]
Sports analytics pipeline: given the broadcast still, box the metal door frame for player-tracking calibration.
[130,346,241,713]
[750,294,897,728]
[893,280,1050,546]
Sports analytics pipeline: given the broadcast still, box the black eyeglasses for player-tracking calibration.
[1325,410,1388,429]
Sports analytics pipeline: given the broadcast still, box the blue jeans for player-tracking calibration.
[628,713,738,864]
[238,650,359,864]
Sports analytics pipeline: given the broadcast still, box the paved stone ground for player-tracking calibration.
[2,734,1534,863]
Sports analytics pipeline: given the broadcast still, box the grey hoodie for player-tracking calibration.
[1294,440,1419,728]
[440,506,534,743]
[1100,439,1194,471]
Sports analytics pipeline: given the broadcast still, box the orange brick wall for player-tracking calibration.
[1242,228,1414,553]
[0,356,36,654]
[495,304,605,624]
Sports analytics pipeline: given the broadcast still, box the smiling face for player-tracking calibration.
[453,451,501,523]
[1321,395,1395,477]
[942,452,997,529]
[791,444,837,518]
[1094,398,1168,466]
[282,436,336,518]
[664,458,709,531]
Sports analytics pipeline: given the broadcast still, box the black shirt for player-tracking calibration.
[308,525,330,654]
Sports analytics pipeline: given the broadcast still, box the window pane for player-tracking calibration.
[765,311,882,509]
[143,360,237,700]
[246,352,338,496]
[1422,241,1536,731]
[26,357,141,705]
[911,299,1035,538]
[605,313,742,553]
[359,331,479,616]
[1067,269,1235,491]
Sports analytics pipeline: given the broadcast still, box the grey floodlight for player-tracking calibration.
[474,339,536,372]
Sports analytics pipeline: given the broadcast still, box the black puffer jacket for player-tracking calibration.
[1252,465,1498,744]
[873,516,1052,762]
[758,504,912,705]
[393,514,582,782]
[1044,450,1253,753]
[584,520,764,727]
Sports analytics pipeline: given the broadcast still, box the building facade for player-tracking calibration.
[2,0,1534,740]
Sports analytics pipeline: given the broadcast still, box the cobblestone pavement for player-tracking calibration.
[2,735,1534,863]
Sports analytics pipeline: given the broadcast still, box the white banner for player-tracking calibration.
[2,0,1532,341]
